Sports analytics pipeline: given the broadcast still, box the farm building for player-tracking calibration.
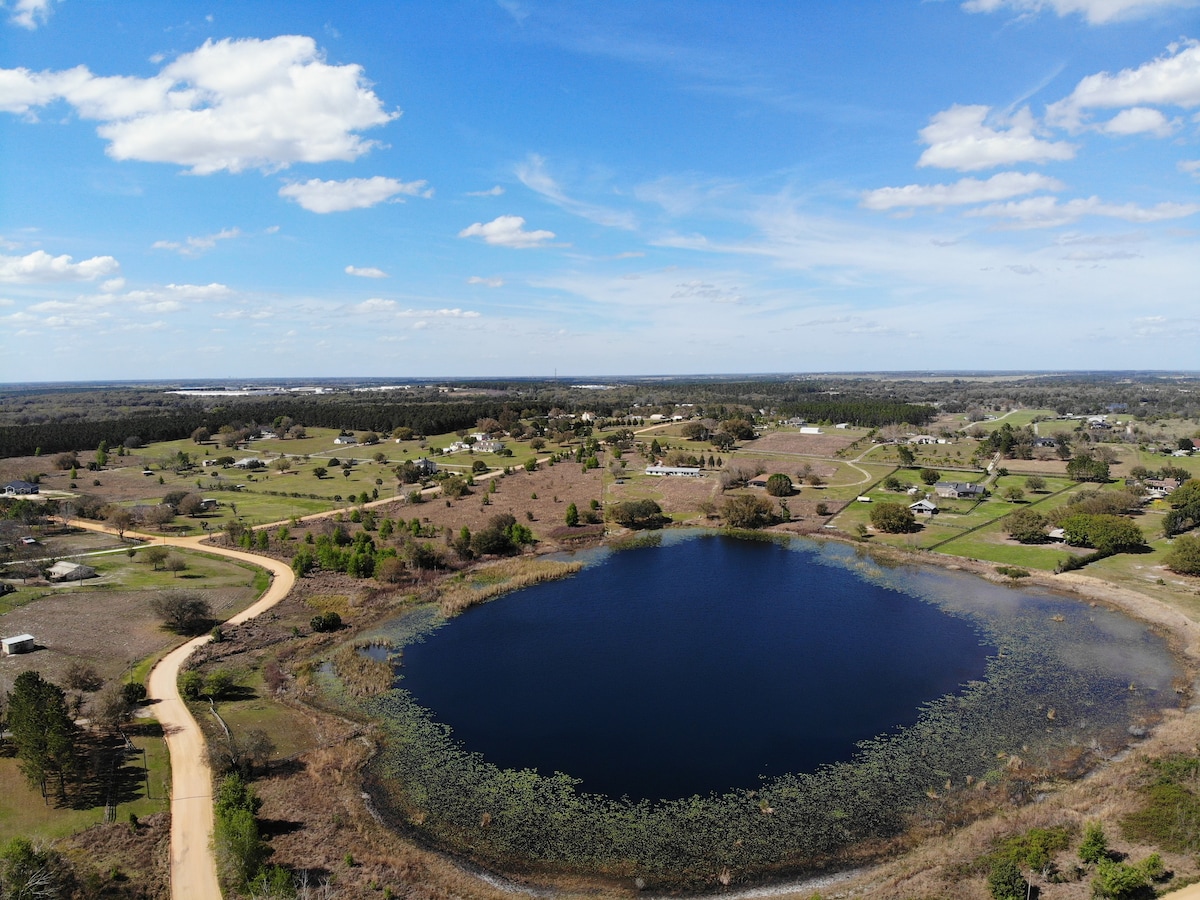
[2,480,39,495]
[2,634,35,655]
[909,499,939,515]
[934,482,987,500]
[414,458,439,476]
[47,561,97,582]
[646,465,702,477]
[333,435,357,445]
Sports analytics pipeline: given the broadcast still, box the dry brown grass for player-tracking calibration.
[437,557,584,617]
[331,643,394,698]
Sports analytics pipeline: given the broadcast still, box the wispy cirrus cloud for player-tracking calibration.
[962,0,1196,24]
[467,275,504,287]
[862,172,1064,211]
[515,154,637,229]
[966,195,1200,227]
[279,176,431,213]
[153,227,242,257]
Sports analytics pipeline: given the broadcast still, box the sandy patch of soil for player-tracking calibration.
[752,432,857,457]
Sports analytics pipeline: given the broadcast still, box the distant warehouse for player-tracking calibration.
[646,465,702,477]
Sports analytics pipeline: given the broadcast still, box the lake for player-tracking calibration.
[395,534,996,800]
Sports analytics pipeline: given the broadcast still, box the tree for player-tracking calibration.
[191,426,211,443]
[1,838,72,899]
[90,682,133,731]
[607,499,667,529]
[104,505,133,539]
[564,502,580,527]
[166,555,188,577]
[150,590,212,635]
[145,546,169,570]
[719,419,756,441]
[870,502,915,534]
[312,466,328,479]
[1003,508,1049,543]
[896,446,915,467]
[6,671,78,797]
[765,474,793,497]
[1024,475,1047,493]
[919,467,940,485]
[1165,534,1200,576]
[1001,486,1025,503]
[721,494,775,529]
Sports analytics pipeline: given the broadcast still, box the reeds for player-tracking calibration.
[437,559,582,617]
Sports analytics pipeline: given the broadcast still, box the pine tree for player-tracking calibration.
[7,671,78,798]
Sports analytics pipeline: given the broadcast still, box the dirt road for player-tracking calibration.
[73,523,295,900]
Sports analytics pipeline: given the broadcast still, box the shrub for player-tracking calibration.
[310,612,342,633]
[1079,821,1109,864]
[121,682,147,705]
[1165,534,1200,575]
[721,494,775,529]
[986,859,1027,900]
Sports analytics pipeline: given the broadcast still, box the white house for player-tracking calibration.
[909,499,938,515]
[47,561,97,582]
[475,439,504,453]
[646,465,701,477]
[333,435,357,445]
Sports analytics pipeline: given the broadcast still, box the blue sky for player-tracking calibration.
[1,0,1198,381]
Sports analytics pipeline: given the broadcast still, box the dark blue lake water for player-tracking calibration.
[396,535,995,801]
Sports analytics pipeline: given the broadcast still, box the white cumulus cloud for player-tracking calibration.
[458,215,555,248]
[0,35,398,173]
[1048,40,1200,130]
[0,250,119,283]
[346,265,388,278]
[917,105,1076,171]
[862,172,1064,210]
[962,0,1196,24]
[1100,106,1177,135]
[279,176,431,213]
[7,0,57,29]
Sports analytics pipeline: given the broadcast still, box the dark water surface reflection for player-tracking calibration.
[397,535,995,801]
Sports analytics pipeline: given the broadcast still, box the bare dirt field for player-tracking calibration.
[0,584,256,687]
[752,431,858,457]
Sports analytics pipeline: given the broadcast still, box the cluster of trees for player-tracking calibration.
[721,494,776,529]
[1164,479,1200,537]
[1057,514,1145,553]
[213,773,291,895]
[1066,454,1112,483]
[5,671,78,799]
[607,499,668,530]
[776,399,936,427]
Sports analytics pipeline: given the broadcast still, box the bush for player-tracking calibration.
[310,612,342,633]
[1079,821,1109,864]
[607,499,668,530]
[1003,507,1049,544]
[986,859,1027,900]
[121,682,147,705]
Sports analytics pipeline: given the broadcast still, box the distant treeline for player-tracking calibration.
[775,399,936,427]
[0,400,553,459]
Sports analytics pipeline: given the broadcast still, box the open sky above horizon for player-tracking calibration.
[1,0,1198,382]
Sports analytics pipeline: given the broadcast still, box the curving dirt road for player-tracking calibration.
[73,523,295,900]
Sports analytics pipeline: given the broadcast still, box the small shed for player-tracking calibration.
[909,499,939,515]
[2,634,35,655]
[47,561,97,582]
